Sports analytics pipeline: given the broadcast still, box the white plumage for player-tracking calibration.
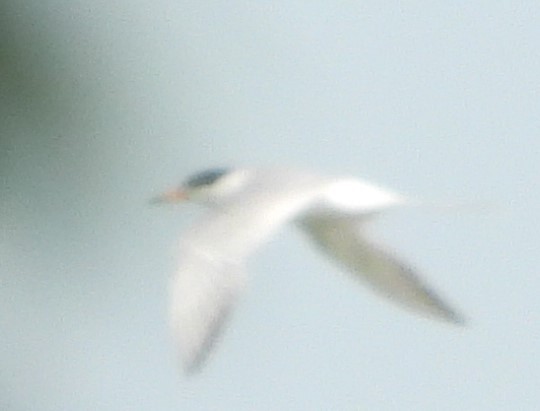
[153,167,464,373]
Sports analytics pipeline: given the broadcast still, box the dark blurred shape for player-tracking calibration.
[0,0,115,183]
[1,2,59,124]
[0,1,101,143]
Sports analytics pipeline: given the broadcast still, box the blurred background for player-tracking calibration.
[1,1,539,410]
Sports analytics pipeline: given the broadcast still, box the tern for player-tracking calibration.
[153,167,464,373]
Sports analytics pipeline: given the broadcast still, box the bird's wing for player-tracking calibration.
[300,216,464,324]
[171,171,328,372]
[170,247,246,373]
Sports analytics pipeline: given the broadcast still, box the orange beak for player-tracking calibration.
[149,188,188,204]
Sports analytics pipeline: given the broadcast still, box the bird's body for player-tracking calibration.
[154,167,464,373]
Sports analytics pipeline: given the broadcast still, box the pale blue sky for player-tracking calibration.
[1,1,539,410]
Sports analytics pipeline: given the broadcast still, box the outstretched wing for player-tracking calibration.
[171,170,328,372]
[300,216,464,324]
[170,248,245,373]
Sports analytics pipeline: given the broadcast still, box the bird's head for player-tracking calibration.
[151,168,252,206]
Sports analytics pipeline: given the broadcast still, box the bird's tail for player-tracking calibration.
[402,197,496,215]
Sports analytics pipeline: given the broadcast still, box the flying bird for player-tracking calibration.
[152,167,464,373]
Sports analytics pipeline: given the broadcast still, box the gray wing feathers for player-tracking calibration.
[170,248,245,373]
[301,217,464,324]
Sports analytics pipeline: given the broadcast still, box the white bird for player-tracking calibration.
[152,167,464,373]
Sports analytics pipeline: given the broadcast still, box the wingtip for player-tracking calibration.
[176,350,206,376]
[183,361,203,376]
[434,305,468,327]
[446,314,467,327]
